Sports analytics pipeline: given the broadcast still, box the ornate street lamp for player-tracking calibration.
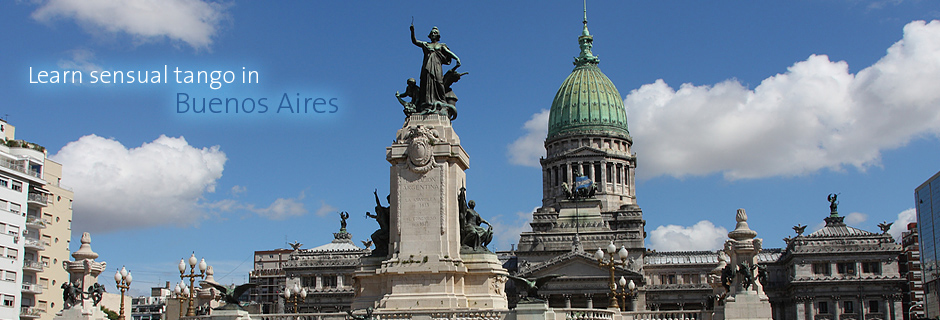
[174,282,191,317]
[595,241,628,310]
[114,266,132,320]
[283,283,307,313]
[179,253,208,317]
[613,276,638,311]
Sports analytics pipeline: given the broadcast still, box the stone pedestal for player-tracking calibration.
[514,301,554,320]
[54,306,108,320]
[463,253,509,310]
[209,308,251,320]
[352,114,508,311]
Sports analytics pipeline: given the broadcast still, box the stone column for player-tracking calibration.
[586,294,593,309]
[336,275,343,289]
[834,298,841,320]
[315,275,322,290]
[565,295,572,308]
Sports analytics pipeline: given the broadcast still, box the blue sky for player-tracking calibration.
[3,1,940,296]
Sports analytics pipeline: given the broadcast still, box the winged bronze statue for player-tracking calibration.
[878,221,893,234]
[506,274,562,302]
[793,224,806,236]
[202,281,257,310]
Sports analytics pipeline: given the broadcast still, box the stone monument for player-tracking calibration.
[55,232,109,320]
[352,22,508,313]
[714,209,772,320]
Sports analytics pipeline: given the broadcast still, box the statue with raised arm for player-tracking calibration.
[340,211,350,232]
[366,189,391,257]
[409,22,463,119]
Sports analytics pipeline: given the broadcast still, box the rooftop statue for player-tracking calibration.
[827,193,839,216]
[398,22,465,120]
[340,211,350,232]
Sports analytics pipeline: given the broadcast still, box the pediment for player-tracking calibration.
[519,251,642,279]
[561,146,606,158]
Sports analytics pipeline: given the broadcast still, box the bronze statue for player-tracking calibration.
[738,263,756,290]
[87,283,105,306]
[202,281,257,311]
[398,22,465,120]
[878,221,893,234]
[340,211,350,231]
[827,193,839,215]
[61,282,82,309]
[458,187,493,252]
[720,264,735,292]
[792,224,806,236]
[347,307,375,320]
[366,190,391,257]
[507,274,563,302]
[395,78,419,114]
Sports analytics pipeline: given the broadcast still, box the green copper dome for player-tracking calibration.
[547,15,630,142]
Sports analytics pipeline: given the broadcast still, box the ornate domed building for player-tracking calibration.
[513,10,647,310]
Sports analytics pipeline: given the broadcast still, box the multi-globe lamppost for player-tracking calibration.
[173,282,192,317]
[595,241,629,310]
[179,253,208,317]
[613,276,637,311]
[284,283,307,313]
[114,266,132,320]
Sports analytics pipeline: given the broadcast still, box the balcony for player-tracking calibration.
[21,283,42,294]
[26,193,48,207]
[24,217,45,229]
[20,306,42,318]
[22,261,43,272]
[23,239,45,251]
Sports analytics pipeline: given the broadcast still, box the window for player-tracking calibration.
[844,301,854,314]
[11,181,21,192]
[0,180,7,187]
[818,301,829,314]
[813,263,831,275]
[2,295,13,307]
[838,262,856,275]
[5,271,15,282]
[869,300,880,313]
[322,275,337,288]
[862,262,882,274]
[659,274,676,284]
[606,164,613,183]
[6,248,16,259]
[9,203,19,214]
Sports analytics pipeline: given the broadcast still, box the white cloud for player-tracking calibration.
[313,200,337,217]
[51,135,226,233]
[887,208,917,240]
[845,212,868,225]
[507,109,550,167]
[248,191,307,220]
[57,48,102,74]
[31,0,226,50]
[621,20,940,180]
[230,185,246,197]
[488,208,536,251]
[648,220,727,251]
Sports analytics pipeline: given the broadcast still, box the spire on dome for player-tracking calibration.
[575,0,600,66]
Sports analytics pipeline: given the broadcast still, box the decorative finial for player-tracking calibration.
[583,0,588,25]
[574,0,599,66]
